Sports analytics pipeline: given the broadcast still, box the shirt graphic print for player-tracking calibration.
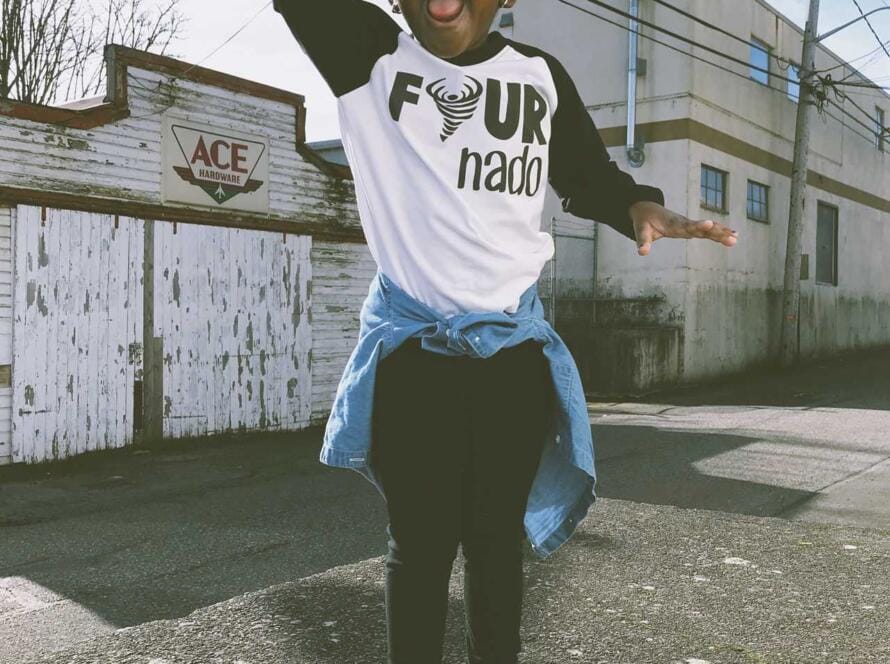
[274,0,664,316]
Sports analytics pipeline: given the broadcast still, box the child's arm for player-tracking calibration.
[548,57,738,256]
[273,0,402,98]
[548,57,663,244]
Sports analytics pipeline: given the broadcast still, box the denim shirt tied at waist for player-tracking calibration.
[319,269,598,560]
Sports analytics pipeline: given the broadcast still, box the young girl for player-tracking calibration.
[274,1,738,662]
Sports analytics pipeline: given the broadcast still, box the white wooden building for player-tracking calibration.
[0,46,376,465]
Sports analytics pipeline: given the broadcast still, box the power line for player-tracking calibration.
[815,37,890,75]
[826,97,888,144]
[830,77,890,92]
[815,73,888,130]
[648,0,797,69]
[847,39,890,69]
[131,0,273,119]
[828,1,890,87]
[552,0,792,95]
[821,102,885,145]
[850,0,890,63]
[837,80,884,122]
[61,0,887,144]
[633,0,890,92]
[185,0,274,74]
[829,96,878,135]
[627,0,887,132]
[827,83,889,139]
[95,0,273,124]
[554,0,887,147]
[577,0,890,96]
[564,0,800,86]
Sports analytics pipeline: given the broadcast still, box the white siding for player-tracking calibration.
[0,206,12,464]
[309,241,376,425]
[1,57,373,462]
[154,222,312,437]
[0,67,359,228]
[13,205,318,462]
[0,206,12,362]
[13,206,142,463]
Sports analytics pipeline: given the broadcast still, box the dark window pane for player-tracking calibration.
[746,180,768,221]
[702,165,728,212]
[816,203,837,284]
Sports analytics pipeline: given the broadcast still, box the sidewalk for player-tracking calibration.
[23,497,890,664]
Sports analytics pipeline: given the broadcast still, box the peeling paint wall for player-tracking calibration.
[12,206,317,462]
[309,241,376,424]
[12,207,143,463]
[0,206,12,464]
[2,53,379,463]
[153,222,312,436]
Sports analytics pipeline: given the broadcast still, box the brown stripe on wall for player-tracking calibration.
[600,118,890,214]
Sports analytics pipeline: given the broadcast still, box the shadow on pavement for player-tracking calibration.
[593,426,817,517]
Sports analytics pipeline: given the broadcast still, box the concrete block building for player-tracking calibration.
[507,0,889,394]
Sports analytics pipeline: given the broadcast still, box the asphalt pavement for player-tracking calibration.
[20,498,890,664]
[3,343,889,663]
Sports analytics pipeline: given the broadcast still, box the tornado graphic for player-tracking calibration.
[425,75,483,142]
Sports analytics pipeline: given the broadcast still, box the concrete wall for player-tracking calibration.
[511,0,889,392]
[685,0,890,378]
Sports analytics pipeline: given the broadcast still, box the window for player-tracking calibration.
[787,63,800,103]
[747,180,769,222]
[701,165,728,212]
[816,202,838,286]
[876,107,886,152]
[750,37,771,86]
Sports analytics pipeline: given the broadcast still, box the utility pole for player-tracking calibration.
[780,0,820,368]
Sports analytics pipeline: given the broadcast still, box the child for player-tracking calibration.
[274,1,738,662]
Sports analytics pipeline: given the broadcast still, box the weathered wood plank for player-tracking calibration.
[2,51,372,461]
[150,222,312,439]
[309,241,375,419]
[12,207,141,462]
[0,207,12,461]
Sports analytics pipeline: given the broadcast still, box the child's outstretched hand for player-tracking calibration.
[629,201,739,257]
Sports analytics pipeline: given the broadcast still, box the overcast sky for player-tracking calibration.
[168,0,890,142]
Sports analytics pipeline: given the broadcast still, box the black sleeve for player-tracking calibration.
[273,0,402,98]
[547,55,665,242]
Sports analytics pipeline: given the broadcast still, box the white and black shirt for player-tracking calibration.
[274,0,664,316]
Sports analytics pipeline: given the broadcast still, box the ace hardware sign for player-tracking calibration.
[162,116,270,213]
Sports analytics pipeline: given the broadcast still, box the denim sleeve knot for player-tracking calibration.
[419,313,520,358]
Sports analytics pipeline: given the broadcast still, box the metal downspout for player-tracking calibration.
[627,0,645,167]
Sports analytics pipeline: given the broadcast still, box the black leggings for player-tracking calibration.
[370,336,555,664]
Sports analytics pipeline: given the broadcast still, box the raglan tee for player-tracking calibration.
[274,0,665,316]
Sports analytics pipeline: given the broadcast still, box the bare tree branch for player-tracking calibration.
[0,0,183,104]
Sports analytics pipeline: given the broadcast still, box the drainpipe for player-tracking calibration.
[626,0,645,167]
